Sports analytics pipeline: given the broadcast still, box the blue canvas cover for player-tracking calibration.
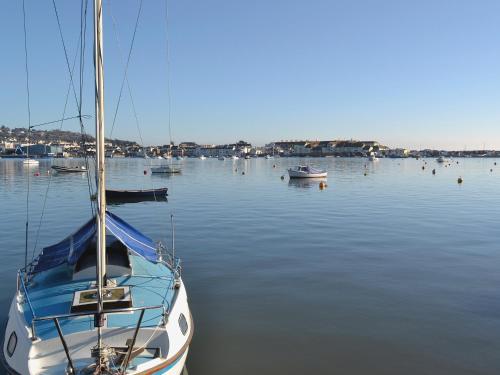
[105,211,158,262]
[32,211,158,273]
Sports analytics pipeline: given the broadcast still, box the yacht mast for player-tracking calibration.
[93,0,107,358]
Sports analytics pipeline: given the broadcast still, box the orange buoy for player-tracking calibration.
[319,181,326,190]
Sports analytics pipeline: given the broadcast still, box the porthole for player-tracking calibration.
[178,313,188,336]
[7,331,17,357]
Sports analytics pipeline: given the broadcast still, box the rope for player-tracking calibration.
[21,0,31,272]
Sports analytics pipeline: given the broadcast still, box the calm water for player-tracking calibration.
[1,157,499,374]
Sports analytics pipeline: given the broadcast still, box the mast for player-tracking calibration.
[93,0,107,359]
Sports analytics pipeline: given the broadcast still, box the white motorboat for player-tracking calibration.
[288,165,328,178]
[244,155,251,159]
[22,159,39,166]
[368,153,379,161]
[199,155,206,160]
[265,155,273,159]
[231,155,239,160]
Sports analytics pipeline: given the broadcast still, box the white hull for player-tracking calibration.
[288,170,327,178]
[3,280,193,375]
[22,159,39,166]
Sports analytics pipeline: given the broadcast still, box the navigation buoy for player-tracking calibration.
[495,162,497,166]
[490,169,493,172]
[242,171,245,175]
[144,170,147,175]
[273,164,276,168]
[235,168,238,172]
[457,177,463,184]
[364,172,367,176]
[432,169,436,175]
[281,175,285,180]
[422,166,425,170]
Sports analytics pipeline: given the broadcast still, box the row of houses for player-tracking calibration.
[269,140,392,157]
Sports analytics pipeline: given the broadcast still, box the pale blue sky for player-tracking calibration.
[2,0,500,149]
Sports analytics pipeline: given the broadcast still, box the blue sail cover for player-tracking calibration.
[105,211,158,262]
[32,211,158,273]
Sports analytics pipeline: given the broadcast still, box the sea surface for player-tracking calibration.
[1,156,499,375]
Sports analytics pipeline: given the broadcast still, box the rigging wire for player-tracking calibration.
[52,0,95,214]
[108,0,144,140]
[21,0,31,272]
[31,35,83,263]
[0,115,91,130]
[107,0,158,200]
[165,0,173,148]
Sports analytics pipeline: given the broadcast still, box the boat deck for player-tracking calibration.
[23,255,175,341]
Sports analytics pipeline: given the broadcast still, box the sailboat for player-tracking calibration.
[2,2,193,374]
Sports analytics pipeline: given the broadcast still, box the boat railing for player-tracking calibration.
[17,271,37,326]
[30,305,164,374]
[16,269,168,341]
[31,304,164,341]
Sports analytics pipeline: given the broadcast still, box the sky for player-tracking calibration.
[1,0,500,149]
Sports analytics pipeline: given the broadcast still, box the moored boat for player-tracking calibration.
[288,165,328,178]
[106,187,168,199]
[22,159,39,166]
[51,165,88,173]
[151,165,182,174]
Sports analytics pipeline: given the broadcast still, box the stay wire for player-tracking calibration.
[52,0,95,214]
[108,0,144,139]
[31,35,82,263]
[108,0,156,200]
[22,0,31,272]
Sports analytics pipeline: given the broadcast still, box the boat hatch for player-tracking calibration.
[71,286,132,313]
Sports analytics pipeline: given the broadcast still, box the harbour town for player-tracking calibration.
[1,126,499,159]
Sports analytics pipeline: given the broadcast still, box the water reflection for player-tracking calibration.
[288,178,327,189]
